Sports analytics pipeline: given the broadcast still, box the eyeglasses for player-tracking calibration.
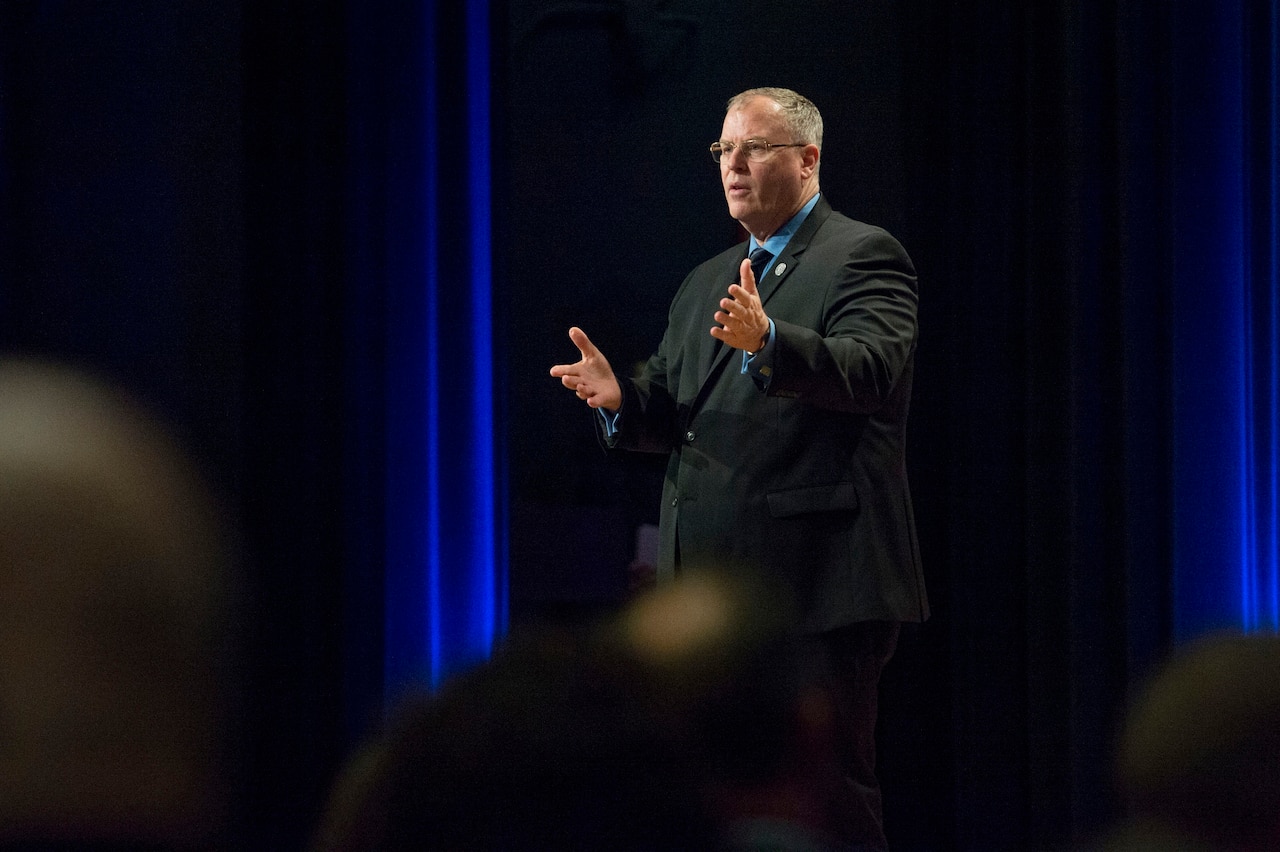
[709,139,806,163]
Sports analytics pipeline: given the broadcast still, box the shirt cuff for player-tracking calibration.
[741,318,777,383]
[598,406,621,437]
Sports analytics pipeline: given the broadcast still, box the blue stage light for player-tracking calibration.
[1172,0,1280,639]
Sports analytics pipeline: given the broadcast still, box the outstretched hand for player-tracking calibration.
[710,257,771,352]
[549,326,623,412]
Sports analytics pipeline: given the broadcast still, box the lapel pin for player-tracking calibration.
[774,263,787,276]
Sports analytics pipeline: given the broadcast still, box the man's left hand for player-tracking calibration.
[710,257,771,352]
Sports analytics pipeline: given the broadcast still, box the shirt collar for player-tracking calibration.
[749,192,822,256]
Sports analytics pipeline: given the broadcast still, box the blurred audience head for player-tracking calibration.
[1114,631,1280,852]
[607,564,841,848]
[314,623,716,852]
[314,562,839,851]
[606,563,820,781]
[0,360,237,849]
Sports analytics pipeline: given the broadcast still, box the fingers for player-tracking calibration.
[550,327,621,410]
[554,371,593,400]
[550,327,592,379]
[575,379,620,410]
[716,291,755,324]
[549,363,577,381]
[710,272,769,349]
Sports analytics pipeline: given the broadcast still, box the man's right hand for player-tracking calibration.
[549,327,622,412]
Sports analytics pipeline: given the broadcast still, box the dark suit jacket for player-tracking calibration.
[604,196,928,633]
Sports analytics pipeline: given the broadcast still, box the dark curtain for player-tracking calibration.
[503,1,1276,849]
[895,4,1175,846]
[1,1,1275,850]
[239,2,352,845]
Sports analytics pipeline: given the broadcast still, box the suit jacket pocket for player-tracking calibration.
[766,481,859,518]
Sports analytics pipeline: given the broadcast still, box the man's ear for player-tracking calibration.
[801,144,820,177]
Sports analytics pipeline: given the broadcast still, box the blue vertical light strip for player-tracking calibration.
[1174,0,1280,637]
[412,0,504,690]
[375,0,504,704]
[465,0,504,661]
[1170,0,1247,640]
[1241,0,1280,634]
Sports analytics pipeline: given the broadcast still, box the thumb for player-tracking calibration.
[739,258,759,294]
[568,326,596,358]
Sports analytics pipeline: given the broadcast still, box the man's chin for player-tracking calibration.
[727,205,756,229]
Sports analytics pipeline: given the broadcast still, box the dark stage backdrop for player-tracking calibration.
[1,1,1276,850]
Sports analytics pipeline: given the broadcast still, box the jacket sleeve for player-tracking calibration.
[766,226,918,414]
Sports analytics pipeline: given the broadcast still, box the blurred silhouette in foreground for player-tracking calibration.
[314,565,844,851]
[0,360,238,850]
[603,564,846,851]
[1104,631,1280,852]
[313,624,717,851]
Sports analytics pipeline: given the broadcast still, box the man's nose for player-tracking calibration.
[723,146,750,168]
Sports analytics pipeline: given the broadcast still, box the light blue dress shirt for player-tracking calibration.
[741,192,822,382]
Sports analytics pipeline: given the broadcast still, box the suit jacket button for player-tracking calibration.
[684,430,695,443]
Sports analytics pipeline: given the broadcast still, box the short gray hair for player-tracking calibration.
[726,87,824,151]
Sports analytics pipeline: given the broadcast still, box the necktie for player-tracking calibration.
[748,246,772,284]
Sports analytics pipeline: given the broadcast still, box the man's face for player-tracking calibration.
[719,97,818,240]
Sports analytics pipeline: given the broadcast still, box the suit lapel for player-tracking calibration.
[696,248,750,387]
[754,196,831,308]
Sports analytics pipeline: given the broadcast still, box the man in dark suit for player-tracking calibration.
[551,87,927,850]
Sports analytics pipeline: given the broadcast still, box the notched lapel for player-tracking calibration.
[755,252,795,305]
[756,196,830,306]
